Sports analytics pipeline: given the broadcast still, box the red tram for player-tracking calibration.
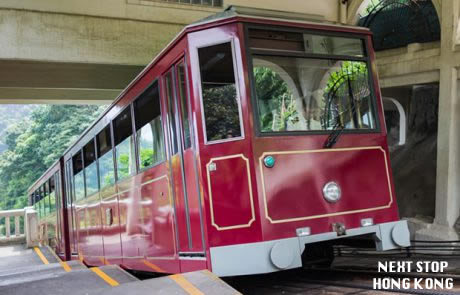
[27,6,410,277]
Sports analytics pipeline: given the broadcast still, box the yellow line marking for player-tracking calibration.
[142,259,164,272]
[34,247,49,265]
[45,246,72,272]
[60,261,72,272]
[90,267,119,287]
[169,274,204,295]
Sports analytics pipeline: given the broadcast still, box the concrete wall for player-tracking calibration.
[0,0,344,104]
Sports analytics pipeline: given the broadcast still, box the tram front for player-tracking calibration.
[191,17,410,276]
[244,25,410,269]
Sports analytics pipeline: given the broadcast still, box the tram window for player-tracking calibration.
[84,139,98,195]
[198,42,242,142]
[72,151,85,200]
[134,81,166,169]
[43,182,49,217]
[97,126,115,188]
[251,57,375,133]
[113,107,136,180]
[37,188,42,218]
[54,173,60,210]
[177,63,192,149]
[248,29,375,134]
[165,72,179,155]
[65,160,73,205]
[49,177,56,213]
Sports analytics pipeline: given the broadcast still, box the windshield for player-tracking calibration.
[249,28,377,134]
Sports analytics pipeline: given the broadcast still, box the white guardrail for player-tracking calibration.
[0,207,38,247]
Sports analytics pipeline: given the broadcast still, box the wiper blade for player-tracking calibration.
[323,122,344,148]
[323,76,357,149]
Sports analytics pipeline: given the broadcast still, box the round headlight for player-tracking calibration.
[323,181,341,203]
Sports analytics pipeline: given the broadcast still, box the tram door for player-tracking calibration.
[163,58,204,257]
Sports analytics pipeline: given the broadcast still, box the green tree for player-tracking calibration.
[0,105,105,210]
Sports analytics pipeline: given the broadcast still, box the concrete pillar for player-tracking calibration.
[431,0,460,239]
[24,207,39,248]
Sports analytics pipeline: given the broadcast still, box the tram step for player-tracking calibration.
[76,270,240,295]
[0,265,138,295]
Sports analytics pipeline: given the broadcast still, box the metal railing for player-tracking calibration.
[0,207,38,247]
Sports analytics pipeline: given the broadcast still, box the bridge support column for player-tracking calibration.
[415,0,460,240]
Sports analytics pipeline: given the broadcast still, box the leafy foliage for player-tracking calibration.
[0,105,105,210]
[254,67,298,132]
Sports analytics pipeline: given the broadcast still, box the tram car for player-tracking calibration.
[27,6,410,276]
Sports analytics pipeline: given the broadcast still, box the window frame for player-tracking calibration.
[96,123,116,190]
[196,38,246,145]
[72,149,86,200]
[83,137,100,196]
[244,24,382,137]
[175,60,193,151]
[133,79,167,173]
[112,104,137,182]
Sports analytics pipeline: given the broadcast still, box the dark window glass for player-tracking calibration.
[49,177,56,213]
[38,187,43,218]
[55,173,60,210]
[65,160,72,205]
[198,42,242,141]
[134,81,166,169]
[165,73,179,154]
[113,107,136,180]
[72,151,85,200]
[84,140,98,196]
[43,183,49,217]
[97,126,115,188]
[177,63,191,149]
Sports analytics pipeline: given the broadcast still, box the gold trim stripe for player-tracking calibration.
[206,154,256,231]
[259,146,394,224]
[169,274,204,295]
[34,247,49,265]
[90,267,119,287]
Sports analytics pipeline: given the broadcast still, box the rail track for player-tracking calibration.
[225,240,460,294]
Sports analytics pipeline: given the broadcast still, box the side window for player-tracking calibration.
[165,72,179,155]
[134,81,166,169]
[113,107,136,181]
[38,187,43,218]
[177,63,192,149]
[84,139,98,196]
[198,42,242,142]
[72,151,85,200]
[43,182,49,217]
[65,160,73,205]
[49,177,56,213]
[97,126,115,188]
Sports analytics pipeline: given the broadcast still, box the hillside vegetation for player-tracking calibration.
[0,105,105,210]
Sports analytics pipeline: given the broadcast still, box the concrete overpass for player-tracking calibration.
[0,0,343,104]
